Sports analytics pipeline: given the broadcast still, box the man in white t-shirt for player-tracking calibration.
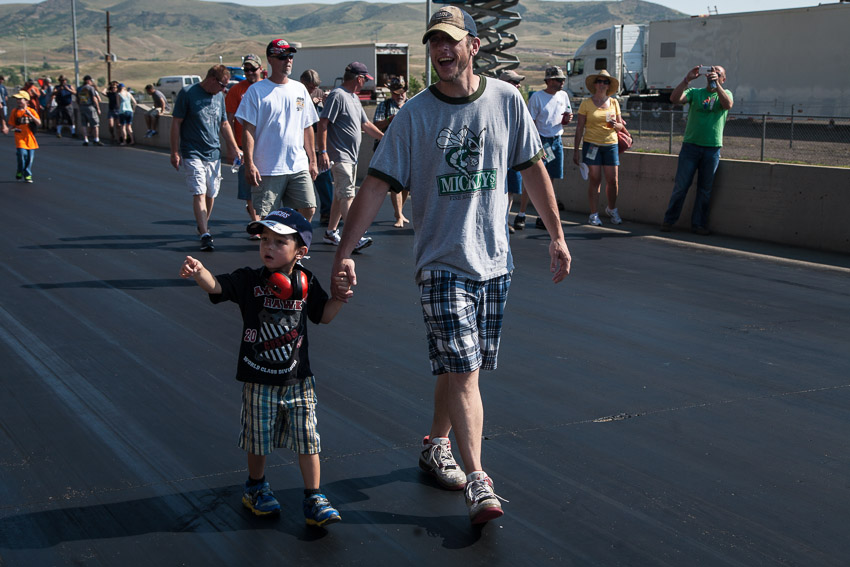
[522,66,573,230]
[236,39,319,221]
[329,6,571,525]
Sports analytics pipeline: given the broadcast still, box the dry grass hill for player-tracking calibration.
[0,0,684,92]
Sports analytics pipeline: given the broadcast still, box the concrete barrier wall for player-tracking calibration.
[128,107,850,255]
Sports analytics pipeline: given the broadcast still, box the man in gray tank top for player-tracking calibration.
[331,6,572,525]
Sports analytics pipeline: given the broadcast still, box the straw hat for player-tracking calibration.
[585,70,619,96]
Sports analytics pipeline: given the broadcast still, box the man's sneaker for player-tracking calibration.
[150,129,158,136]
[353,235,373,253]
[56,132,62,138]
[242,481,281,516]
[200,233,214,252]
[323,229,341,245]
[303,493,341,527]
[588,213,602,226]
[513,214,526,230]
[508,224,515,234]
[535,217,546,230]
[15,173,22,181]
[465,476,506,524]
[605,206,623,224]
[24,175,33,183]
[82,141,89,146]
[692,226,711,236]
[419,436,467,490]
[660,223,673,232]
[94,140,104,146]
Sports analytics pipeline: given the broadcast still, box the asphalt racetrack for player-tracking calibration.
[1,137,849,566]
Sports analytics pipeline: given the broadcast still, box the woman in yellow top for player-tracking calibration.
[8,91,40,183]
[573,70,625,226]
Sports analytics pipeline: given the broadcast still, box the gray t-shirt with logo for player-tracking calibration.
[320,86,368,164]
[368,77,543,282]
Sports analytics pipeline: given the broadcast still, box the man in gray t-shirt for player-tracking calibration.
[316,62,383,251]
[330,6,571,525]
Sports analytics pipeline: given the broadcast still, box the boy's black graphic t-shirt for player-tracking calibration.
[210,265,327,386]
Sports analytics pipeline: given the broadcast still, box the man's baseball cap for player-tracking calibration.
[243,54,262,68]
[388,76,407,93]
[83,75,92,82]
[266,39,297,57]
[345,61,374,81]
[12,90,30,101]
[544,66,567,80]
[422,5,478,44]
[247,208,313,248]
[499,69,525,83]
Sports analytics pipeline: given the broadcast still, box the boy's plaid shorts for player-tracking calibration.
[419,270,511,375]
[239,377,320,456]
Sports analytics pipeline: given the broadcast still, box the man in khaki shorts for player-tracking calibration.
[236,39,319,222]
[316,61,383,252]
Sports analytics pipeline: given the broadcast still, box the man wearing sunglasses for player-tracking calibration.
[236,40,319,223]
[525,66,573,230]
[226,54,265,228]
[170,64,240,252]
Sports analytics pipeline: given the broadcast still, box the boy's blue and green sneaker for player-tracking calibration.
[242,480,281,516]
[303,493,341,527]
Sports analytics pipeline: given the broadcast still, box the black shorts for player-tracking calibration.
[56,105,74,125]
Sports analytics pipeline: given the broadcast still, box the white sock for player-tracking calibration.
[467,470,488,482]
[429,436,450,445]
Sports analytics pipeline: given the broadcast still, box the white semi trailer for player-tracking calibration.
[565,3,850,117]
[290,42,409,101]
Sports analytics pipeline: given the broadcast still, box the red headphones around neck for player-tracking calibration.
[267,267,308,301]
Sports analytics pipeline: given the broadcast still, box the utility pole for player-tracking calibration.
[72,0,80,86]
[105,11,112,84]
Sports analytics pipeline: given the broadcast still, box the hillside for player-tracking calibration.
[0,0,684,90]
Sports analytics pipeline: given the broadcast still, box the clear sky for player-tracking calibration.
[0,0,827,15]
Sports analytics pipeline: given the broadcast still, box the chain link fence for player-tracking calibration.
[595,106,850,167]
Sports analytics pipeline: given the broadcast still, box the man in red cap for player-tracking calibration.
[235,41,319,224]
[316,61,384,252]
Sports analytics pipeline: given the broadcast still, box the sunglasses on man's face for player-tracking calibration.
[244,66,260,73]
[216,79,228,89]
[596,79,611,85]
[272,54,294,60]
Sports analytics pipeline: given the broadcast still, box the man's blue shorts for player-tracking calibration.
[541,135,564,179]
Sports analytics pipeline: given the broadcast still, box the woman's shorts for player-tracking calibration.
[118,111,133,126]
[582,142,619,167]
[238,378,320,456]
[419,270,511,375]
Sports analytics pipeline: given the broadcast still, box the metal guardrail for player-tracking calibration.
[607,109,850,167]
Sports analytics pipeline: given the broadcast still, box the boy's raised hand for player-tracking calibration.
[180,255,204,278]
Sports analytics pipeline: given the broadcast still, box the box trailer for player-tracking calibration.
[291,43,409,101]
[565,3,850,117]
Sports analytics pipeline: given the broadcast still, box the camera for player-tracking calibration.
[698,65,713,75]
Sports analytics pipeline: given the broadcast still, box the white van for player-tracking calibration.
[155,75,201,101]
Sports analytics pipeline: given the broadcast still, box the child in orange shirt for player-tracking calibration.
[8,90,40,183]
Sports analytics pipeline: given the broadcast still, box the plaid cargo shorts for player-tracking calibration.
[419,270,511,375]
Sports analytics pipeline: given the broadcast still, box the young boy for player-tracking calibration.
[8,91,40,183]
[180,207,350,527]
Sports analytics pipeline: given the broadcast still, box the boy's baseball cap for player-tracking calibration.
[345,61,374,81]
[12,90,30,101]
[423,6,478,44]
[247,208,313,248]
[266,39,297,57]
